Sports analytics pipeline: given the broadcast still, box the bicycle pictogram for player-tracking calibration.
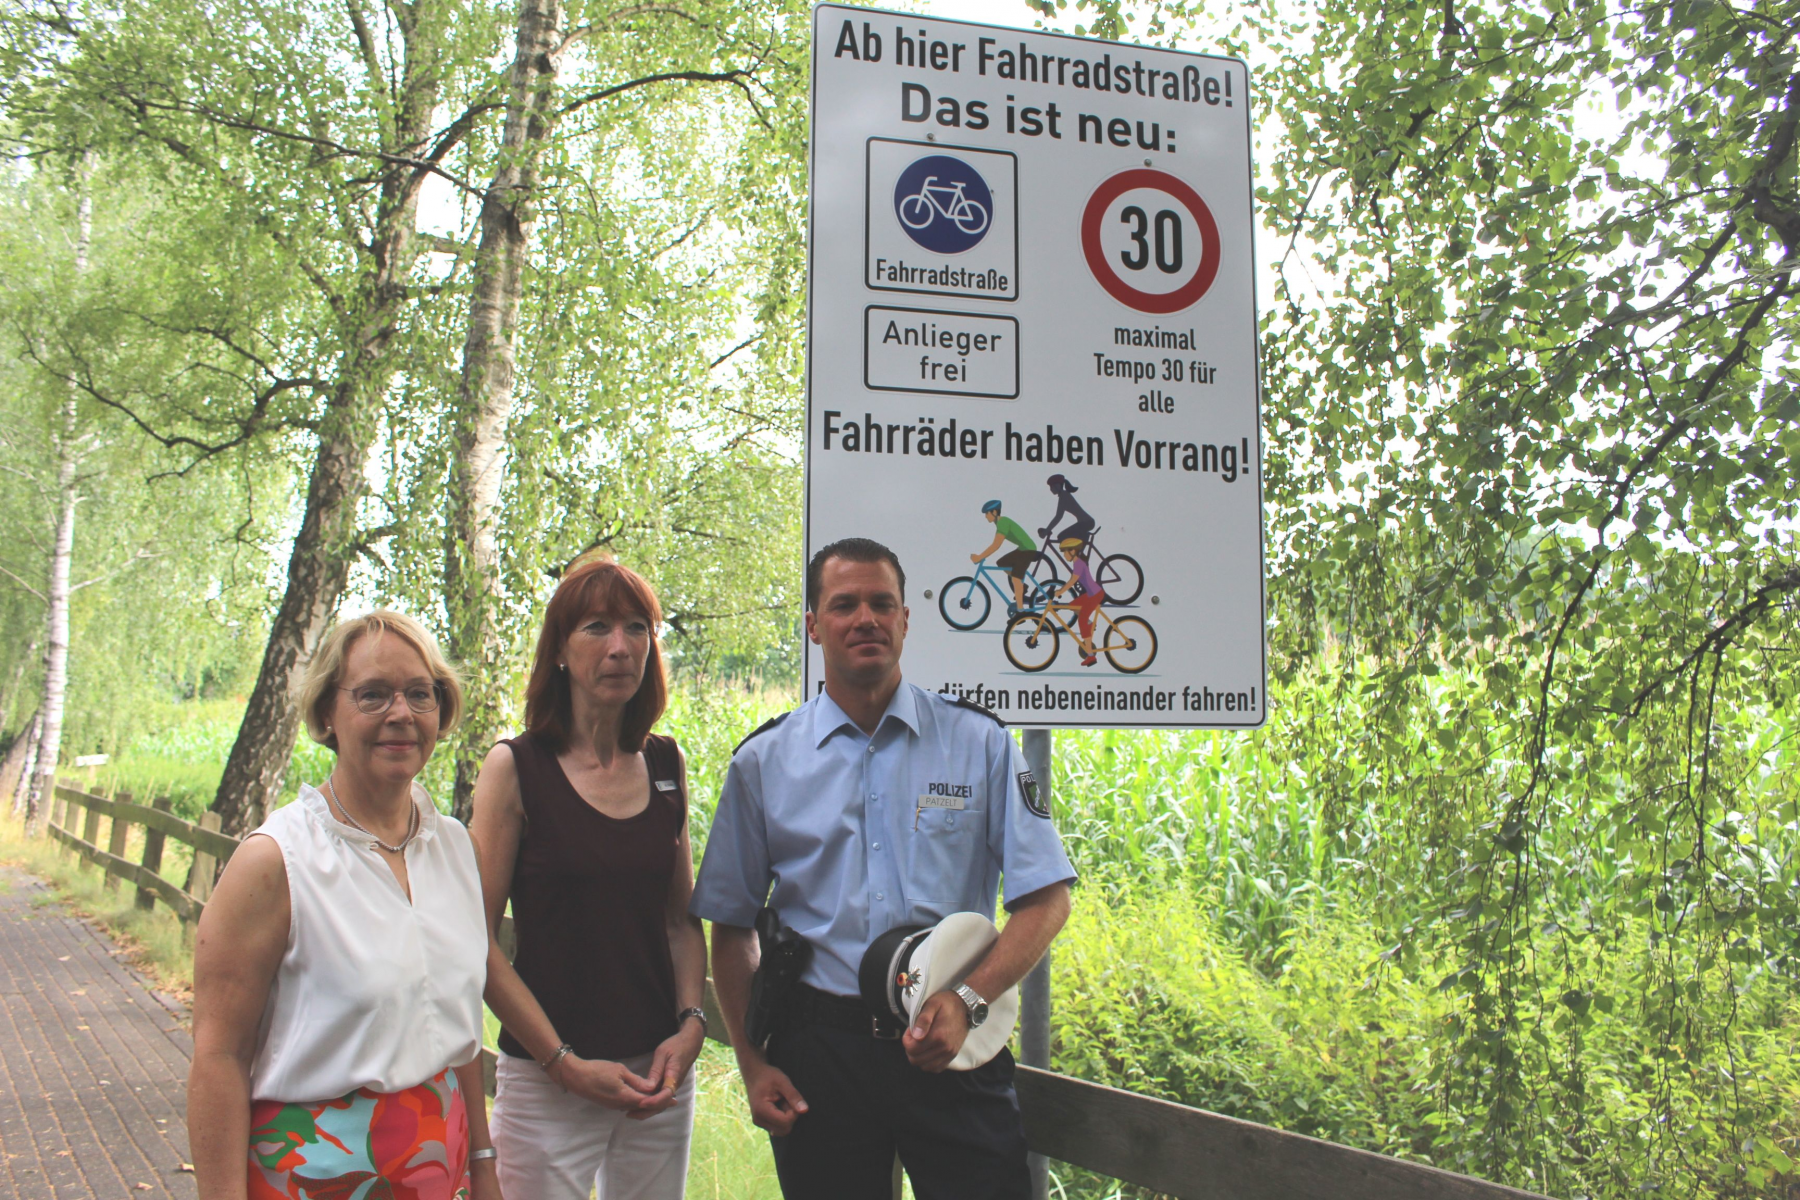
[893,154,994,255]
[898,176,989,236]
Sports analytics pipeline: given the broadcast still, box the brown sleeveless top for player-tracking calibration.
[497,732,685,1062]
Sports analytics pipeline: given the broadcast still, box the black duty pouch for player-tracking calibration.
[746,906,812,1051]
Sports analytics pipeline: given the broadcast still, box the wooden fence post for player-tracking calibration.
[136,796,172,912]
[189,811,222,905]
[80,794,102,849]
[104,792,132,890]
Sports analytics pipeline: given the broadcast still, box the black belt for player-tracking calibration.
[792,982,906,1040]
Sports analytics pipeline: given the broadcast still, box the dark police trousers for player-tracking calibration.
[766,1021,1031,1200]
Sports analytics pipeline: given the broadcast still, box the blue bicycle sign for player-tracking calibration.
[893,155,993,254]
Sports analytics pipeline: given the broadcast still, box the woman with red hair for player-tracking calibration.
[469,559,705,1200]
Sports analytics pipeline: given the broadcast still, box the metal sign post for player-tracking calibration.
[1019,726,1054,1200]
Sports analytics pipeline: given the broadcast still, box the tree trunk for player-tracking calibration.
[23,184,91,836]
[0,642,35,737]
[208,418,381,833]
[3,707,42,816]
[208,17,445,836]
[445,0,564,822]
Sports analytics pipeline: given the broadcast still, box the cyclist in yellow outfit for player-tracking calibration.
[971,500,1037,616]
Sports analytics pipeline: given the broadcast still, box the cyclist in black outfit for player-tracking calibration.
[1038,474,1096,547]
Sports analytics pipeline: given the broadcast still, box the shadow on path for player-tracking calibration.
[0,864,196,1199]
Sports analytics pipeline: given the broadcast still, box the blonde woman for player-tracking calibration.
[188,612,499,1200]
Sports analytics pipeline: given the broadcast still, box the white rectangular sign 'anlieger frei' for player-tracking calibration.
[803,4,1266,729]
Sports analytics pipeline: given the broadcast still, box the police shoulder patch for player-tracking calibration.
[1018,770,1049,818]
[947,694,1007,727]
[732,711,791,756]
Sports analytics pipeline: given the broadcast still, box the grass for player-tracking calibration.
[0,812,197,998]
[685,1043,784,1200]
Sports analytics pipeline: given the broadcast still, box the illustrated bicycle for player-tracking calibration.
[1030,526,1145,606]
[1003,598,1158,674]
[936,559,1055,631]
[898,176,990,235]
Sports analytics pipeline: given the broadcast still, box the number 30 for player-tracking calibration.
[1119,205,1184,275]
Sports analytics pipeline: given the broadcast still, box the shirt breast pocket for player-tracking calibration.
[908,808,984,901]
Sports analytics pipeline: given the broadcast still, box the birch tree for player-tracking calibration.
[14,178,92,832]
[2,0,521,833]
[439,0,805,816]
[0,159,284,820]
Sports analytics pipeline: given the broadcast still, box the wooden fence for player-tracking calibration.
[46,782,230,925]
[45,780,1551,1200]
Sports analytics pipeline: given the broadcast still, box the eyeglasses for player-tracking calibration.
[338,684,441,715]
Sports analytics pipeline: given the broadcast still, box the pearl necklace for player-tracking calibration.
[325,776,419,854]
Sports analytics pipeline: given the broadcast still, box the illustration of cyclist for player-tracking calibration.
[1039,474,1097,548]
[1055,536,1107,667]
[972,499,1038,615]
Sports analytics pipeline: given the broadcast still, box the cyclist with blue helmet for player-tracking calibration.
[971,500,1038,615]
[1039,475,1096,549]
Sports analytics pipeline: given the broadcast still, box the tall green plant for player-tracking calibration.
[1023,0,1800,1184]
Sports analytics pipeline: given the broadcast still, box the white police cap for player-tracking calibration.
[858,912,1020,1071]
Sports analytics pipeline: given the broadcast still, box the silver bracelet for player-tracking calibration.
[469,1147,497,1163]
[538,1042,574,1073]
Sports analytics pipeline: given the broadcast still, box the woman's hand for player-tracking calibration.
[630,1019,705,1119]
[469,1157,503,1200]
[549,1054,664,1112]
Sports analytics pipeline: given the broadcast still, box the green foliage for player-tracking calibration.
[1050,880,1800,1199]
[1014,0,1800,1187]
[1038,650,1800,1196]
[352,0,815,797]
[687,1041,786,1200]
[0,165,286,758]
[662,675,797,849]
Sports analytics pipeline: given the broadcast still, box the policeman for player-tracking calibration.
[692,537,1075,1200]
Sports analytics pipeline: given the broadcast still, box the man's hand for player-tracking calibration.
[903,990,970,1073]
[970,551,984,563]
[742,1059,809,1135]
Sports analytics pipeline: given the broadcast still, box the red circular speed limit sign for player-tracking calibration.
[1081,169,1221,315]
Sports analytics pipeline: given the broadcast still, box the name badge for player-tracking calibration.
[917,794,966,810]
[654,780,678,792]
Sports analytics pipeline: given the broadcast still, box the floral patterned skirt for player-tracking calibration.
[248,1065,470,1200]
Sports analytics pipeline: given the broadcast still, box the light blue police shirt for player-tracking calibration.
[690,680,1076,997]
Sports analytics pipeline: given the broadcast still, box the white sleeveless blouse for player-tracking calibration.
[247,783,487,1103]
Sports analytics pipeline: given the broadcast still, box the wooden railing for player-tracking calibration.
[47,782,230,927]
[45,780,1550,1200]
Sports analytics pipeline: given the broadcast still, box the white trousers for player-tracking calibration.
[490,1051,696,1200]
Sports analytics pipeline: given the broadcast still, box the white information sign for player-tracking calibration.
[805,4,1266,729]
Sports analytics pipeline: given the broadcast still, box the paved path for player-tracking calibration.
[0,865,197,1199]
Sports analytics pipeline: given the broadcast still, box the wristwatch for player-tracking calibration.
[953,983,990,1028]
